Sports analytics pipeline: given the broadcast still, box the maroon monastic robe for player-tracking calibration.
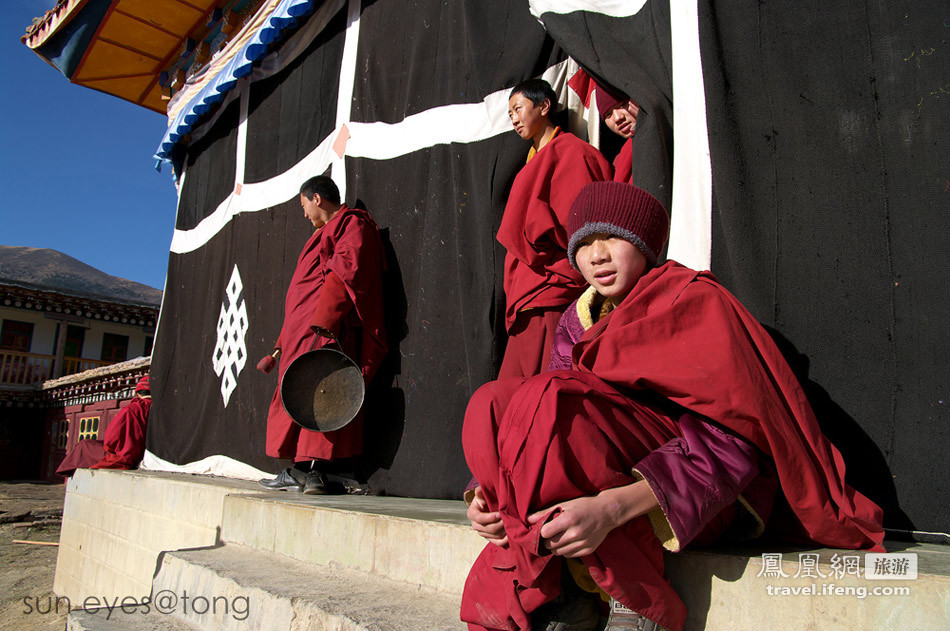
[462,261,884,631]
[612,137,633,184]
[57,397,152,476]
[496,132,612,378]
[91,396,151,469]
[265,205,387,462]
[575,262,883,550]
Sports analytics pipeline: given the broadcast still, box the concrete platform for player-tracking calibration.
[55,469,263,602]
[152,543,466,630]
[666,542,950,629]
[220,492,484,594]
[68,609,200,631]
[55,469,950,630]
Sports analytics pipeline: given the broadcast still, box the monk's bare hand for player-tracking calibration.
[527,483,659,558]
[527,494,618,558]
[468,487,508,548]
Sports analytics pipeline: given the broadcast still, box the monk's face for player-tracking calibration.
[508,93,550,144]
[575,232,647,303]
[604,100,640,139]
[300,193,326,228]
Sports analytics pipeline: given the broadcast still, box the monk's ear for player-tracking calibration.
[539,98,552,117]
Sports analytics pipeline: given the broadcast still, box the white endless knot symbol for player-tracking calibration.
[212,265,249,406]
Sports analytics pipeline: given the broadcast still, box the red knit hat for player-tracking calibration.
[594,81,626,119]
[567,181,670,268]
[135,374,150,394]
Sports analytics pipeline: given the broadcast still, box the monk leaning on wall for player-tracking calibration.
[497,79,612,379]
[257,175,387,495]
[462,182,884,631]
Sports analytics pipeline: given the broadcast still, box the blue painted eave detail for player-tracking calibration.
[154,0,317,167]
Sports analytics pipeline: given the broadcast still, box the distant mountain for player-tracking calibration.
[0,246,162,306]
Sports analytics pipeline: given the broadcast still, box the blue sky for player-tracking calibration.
[0,0,179,291]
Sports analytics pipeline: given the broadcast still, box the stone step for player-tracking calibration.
[67,608,200,631]
[56,470,265,604]
[219,491,485,595]
[55,470,950,631]
[151,543,467,631]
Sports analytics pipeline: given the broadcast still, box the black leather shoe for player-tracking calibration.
[259,468,305,491]
[303,471,345,495]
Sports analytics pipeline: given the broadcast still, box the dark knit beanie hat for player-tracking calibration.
[595,81,626,119]
[567,181,670,268]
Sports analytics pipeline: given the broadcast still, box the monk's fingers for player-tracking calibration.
[471,518,506,536]
[468,510,504,531]
[472,524,507,544]
[538,510,576,540]
[469,508,506,537]
[550,541,596,558]
[541,525,588,554]
[466,499,495,523]
[539,524,576,551]
[541,523,602,557]
[527,508,552,524]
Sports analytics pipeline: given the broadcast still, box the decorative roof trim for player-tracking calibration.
[21,0,90,49]
[0,278,161,310]
[155,0,318,164]
[42,356,150,391]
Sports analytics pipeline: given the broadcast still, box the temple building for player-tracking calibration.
[19,0,948,535]
[0,247,159,479]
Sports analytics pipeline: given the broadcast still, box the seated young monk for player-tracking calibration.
[56,375,152,477]
[462,182,884,631]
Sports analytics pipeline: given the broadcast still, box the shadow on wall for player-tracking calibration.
[356,223,408,487]
[763,326,913,532]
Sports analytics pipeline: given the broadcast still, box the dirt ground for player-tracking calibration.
[0,481,68,631]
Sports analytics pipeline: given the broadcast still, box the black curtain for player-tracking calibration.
[535,0,948,533]
[149,0,565,499]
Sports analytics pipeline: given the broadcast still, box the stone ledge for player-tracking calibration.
[666,542,949,630]
[153,543,467,631]
[68,608,200,631]
[53,470,950,631]
[220,491,485,595]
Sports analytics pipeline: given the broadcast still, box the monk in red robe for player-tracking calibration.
[56,374,152,476]
[497,79,612,379]
[594,81,640,184]
[463,182,884,631]
[257,175,387,495]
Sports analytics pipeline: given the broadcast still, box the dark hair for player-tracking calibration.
[509,78,558,108]
[299,175,341,205]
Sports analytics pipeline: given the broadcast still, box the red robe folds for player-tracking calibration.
[57,396,152,476]
[92,396,152,469]
[612,137,633,184]
[265,205,387,462]
[497,132,612,378]
[575,262,883,551]
[462,261,883,631]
